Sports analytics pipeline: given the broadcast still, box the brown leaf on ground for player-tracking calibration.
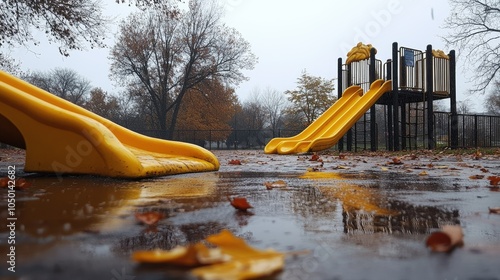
[390,157,403,165]
[338,154,347,160]
[469,175,485,180]
[0,177,8,188]
[489,207,500,214]
[135,211,165,225]
[228,196,253,211]
[480,168,489,173]
[426,225,464,253]
[309,153,320,161]
[472,150,483,160]
[229,159,242,165]
[487,175,500,186]
[264,180,287,190]
[0,177,31,190]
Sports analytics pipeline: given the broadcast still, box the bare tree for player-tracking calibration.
[0,0,109,56]
[24,68,92,106]
[256,87,288,137]
[458,99,473,114]
[0,0,185,57]
[484,80,500,115]
[443,0,500,94]
[0,54,22,76]
[109,0,256,139]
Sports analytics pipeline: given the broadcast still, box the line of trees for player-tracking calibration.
[18,66,336,145]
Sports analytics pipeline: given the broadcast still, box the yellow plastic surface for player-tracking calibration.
[265,79,392,154]
[0,70,220,178]
[346,42,376,64]
[264,85,363,154]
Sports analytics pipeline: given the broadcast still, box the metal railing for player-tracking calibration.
[133,112,500,150]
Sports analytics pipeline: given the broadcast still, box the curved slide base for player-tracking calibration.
[0,71,219,178]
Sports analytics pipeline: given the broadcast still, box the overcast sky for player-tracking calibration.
[4,0,482,111]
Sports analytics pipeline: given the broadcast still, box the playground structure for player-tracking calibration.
[338,42,457,152]
[0,70,219,178]
[265,42,457,154]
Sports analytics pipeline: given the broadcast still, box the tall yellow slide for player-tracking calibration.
[265,79,392,154]
[0,70,219,178]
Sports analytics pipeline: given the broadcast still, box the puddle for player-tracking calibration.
[0,150,499,279]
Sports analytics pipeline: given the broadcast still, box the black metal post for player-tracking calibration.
[401,103,406,149]
[369,47,377,151]
[338,57,344,151]
[449,50,458,149]
[392,42,400,151]
[386,59,393,151]
[426,44,435,149]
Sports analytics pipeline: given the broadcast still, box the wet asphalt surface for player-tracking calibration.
[0,149,499,280]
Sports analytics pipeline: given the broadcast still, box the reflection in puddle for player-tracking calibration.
[300,171,461,235]
[0,169,474,279]
[0,177,142,237]
[139,173,219,200]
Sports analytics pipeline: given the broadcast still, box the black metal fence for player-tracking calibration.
[434,112,500,149]
[134,112,500,151]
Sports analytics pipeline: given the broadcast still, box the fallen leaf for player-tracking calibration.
[472,150,482,160]
[0,177,8,188]
[0,177,31,190]
[228,196,253,211]
[133,229,288,279]
[390,157,403,165]
[487,176,500,186]
[135,211,164,225]
[338,154,347,160]
[419,171,428,176]
[489,207,500,214]
[480,168,489,173]
[469,175,485,180]
[192,230,285,280]
[229,159,242,165]
[264,180,287,190]
[426,225,464,253]
[309,154,320,161]
[380,167,389,171]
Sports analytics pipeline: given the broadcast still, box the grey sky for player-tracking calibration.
[3,0,481,111]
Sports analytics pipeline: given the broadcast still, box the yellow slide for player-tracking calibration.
[264,85,363,154]
[265,79,392,154]
[0,70,219,178]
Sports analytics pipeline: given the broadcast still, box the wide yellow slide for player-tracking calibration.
[0,70,219,178]
[265,79,392,154]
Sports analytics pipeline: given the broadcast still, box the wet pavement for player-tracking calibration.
[1,149,500,280]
